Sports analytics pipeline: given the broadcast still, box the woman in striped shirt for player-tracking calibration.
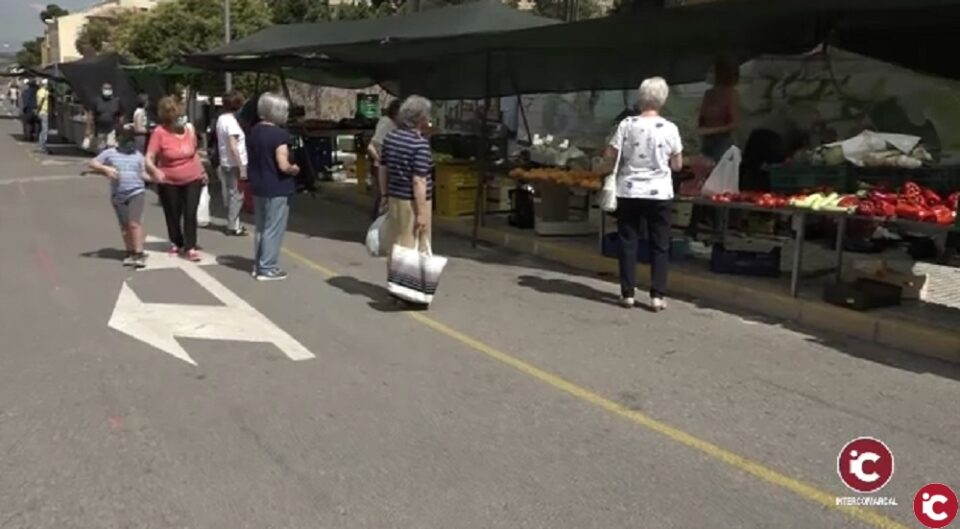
[378,95,435,260]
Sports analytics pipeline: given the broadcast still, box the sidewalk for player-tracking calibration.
[325,183,960,364]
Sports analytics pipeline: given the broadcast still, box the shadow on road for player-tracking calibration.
[217,254,255,274]
[80,247,127,262]
[326,275,427,313]
[517,275,619,306]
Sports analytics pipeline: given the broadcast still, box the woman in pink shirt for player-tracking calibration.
[146,96,206,261]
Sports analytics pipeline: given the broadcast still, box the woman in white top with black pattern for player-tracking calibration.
[604,77,683,312]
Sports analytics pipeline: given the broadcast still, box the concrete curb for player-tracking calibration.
[326,184,960,364]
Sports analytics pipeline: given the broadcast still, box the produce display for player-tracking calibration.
[509,167,603,190]
[708,181,958,226]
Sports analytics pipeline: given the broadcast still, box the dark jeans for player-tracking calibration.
[157,180,204,251]
[617,197,672,299]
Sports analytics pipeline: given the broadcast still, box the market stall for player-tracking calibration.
[181,0,960,311]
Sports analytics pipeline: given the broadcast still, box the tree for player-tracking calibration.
[16,38,43,68]
[76,18,113,57]
[114,0,272,65]
[532,0,605,20]
[268,0,396,23]
[39,3,69,23]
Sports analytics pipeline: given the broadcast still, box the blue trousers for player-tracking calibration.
[253,195,290,274]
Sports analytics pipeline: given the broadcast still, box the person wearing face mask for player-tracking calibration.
[93,82,122,152]
[145,96,207,262]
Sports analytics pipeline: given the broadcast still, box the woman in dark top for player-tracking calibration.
[698,57,740,162]
[246,92,300,281]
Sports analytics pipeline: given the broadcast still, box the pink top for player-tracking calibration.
[147,125,204,185]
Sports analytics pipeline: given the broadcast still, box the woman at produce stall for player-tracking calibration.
[605,77,683,311]
[379,95,435,284]
[697,57,740,162]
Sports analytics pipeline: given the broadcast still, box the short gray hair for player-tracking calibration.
[637,77,670,111]
[257,92,289,125]
[396,95,432,129]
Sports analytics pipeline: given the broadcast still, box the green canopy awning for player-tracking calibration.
[187,1,558,63]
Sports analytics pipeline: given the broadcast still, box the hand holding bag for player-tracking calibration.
[387,239,449,306]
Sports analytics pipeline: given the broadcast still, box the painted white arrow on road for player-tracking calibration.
[108,246,314,366]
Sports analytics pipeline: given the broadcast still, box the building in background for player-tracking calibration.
[42,0,160,66]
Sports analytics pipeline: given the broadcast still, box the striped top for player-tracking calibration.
[382,128,433,200]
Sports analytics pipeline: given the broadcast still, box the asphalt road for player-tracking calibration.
[1,119,959,529]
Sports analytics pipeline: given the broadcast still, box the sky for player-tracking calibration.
[0,0,98,49]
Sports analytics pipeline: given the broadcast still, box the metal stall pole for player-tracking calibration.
[471,51,493,248]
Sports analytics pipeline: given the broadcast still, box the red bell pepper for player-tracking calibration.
[923,188,942,206]
[880,201,896,218]
[857,201,878,217]
[947,192,959,211]
[896,201,922,220]
[929,205,954,225]
[902,181,922,199]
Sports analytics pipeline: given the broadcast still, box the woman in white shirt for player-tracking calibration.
[605,77,683,311]
[366,99,401,218]
[215,91,249,236]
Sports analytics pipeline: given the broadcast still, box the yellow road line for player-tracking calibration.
[281,246,909,529]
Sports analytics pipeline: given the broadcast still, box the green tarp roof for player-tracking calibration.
[189,1,558,61]
[185,0,960,99]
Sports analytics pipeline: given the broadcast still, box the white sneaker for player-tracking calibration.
[651,297,667,312]
[619,297,635,308]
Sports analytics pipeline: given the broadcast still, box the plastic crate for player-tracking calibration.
[851,166,960,195]
[435,162,478,189]
[710,244,781,277]
[436,186,477,217]
[768,164,849,194]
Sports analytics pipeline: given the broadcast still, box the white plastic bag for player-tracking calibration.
[387,240,448,306]
[701,146,742,197]
[599,174,617,212]
[365,214,389,257]
[81,136,91,151]
[197,184,211,226]
[598,136,623,212]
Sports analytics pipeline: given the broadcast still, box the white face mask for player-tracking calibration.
[176,116,188,128]
[102,90,113,98]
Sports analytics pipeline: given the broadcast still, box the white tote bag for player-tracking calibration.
[701,145,742,197]
[387,239,449,305]
[598,136,624,213]
[365,214,389,257]
[197,184,211,226]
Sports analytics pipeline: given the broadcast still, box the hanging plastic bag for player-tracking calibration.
[597,137,623,212]
[365,214,389,257]
[197,184,211,227]
[701,146,742,197]
[599,174,618,212]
